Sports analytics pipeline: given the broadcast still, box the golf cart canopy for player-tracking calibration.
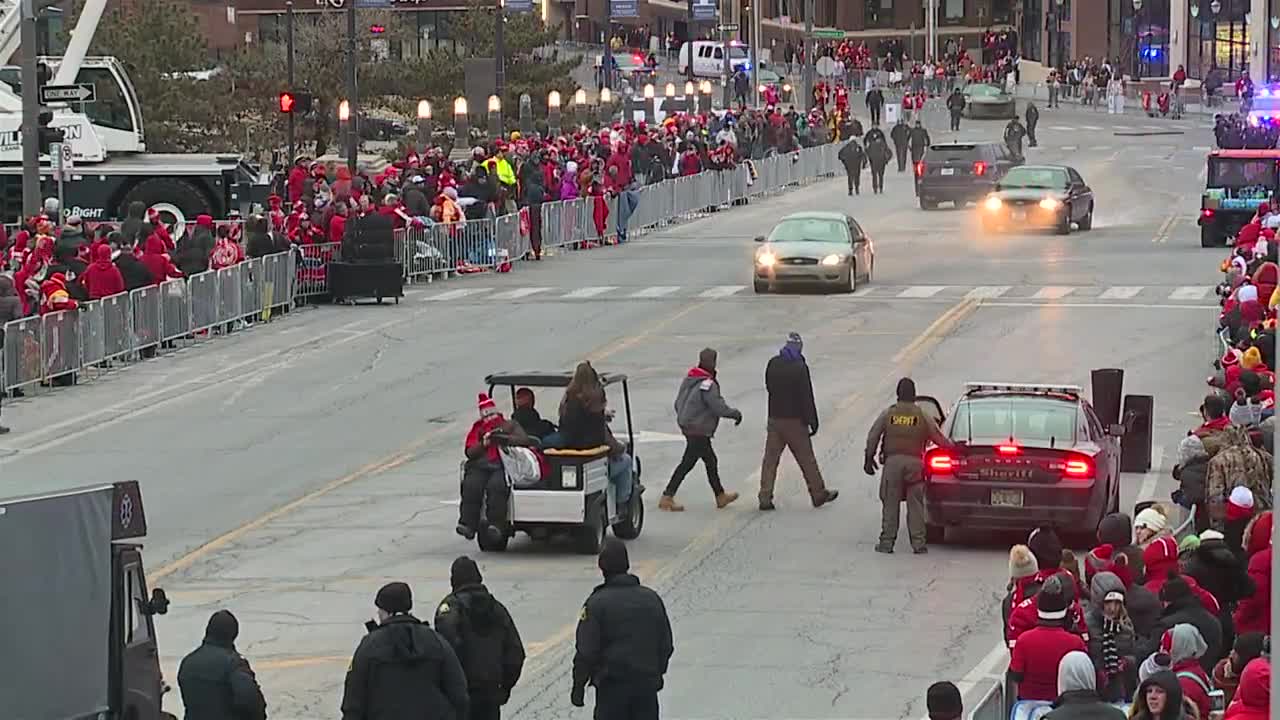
[485,371,629,388]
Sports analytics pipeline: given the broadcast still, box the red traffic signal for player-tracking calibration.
[278,91,296,114]
[369,23,385,34]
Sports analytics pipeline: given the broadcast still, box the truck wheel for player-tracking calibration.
[477,524,509,552]
[575,496,607,554]
[1201,225,1221,248]
[612,490,645,539]
[119,179,215,243]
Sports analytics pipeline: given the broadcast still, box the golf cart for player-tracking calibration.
[472,371,645,553]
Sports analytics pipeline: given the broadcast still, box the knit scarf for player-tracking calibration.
[1100,617,1123,675]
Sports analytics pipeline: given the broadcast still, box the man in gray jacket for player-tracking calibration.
[660,348,743,511]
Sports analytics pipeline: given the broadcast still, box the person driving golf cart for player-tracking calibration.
[456,393,539,542]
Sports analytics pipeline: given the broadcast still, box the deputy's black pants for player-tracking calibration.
[468,694,502,720]
[869,104,882,125]
[950,111,961,131]
[896,147,908,172]
[870,165,886,193]
[594,682,659,720]
[460,460,509,530]
[845,169,861,194]
[664,435,725,497]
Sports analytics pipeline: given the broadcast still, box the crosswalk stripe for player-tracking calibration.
[1193,145,1210,151]
[562,286,617,298]
[898,285,946,298]
[699,285,745,298]
[1032,286,1075,299]
[965,286,1011,299]
[1081,125,1103,130]
[1048,125,1074,131]
[1170,286,1211,300]
[1060,146,1078,151]
[425,288,491,301]
[490,287,553,300]
[629,286,681,298]
[1099,286,1143,299]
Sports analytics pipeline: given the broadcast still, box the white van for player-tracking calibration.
[678,41,752,78]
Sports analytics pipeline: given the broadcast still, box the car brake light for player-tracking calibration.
[1201,208,1215,218]
[927,450,954,473]
[997,443,1020,455]
[1063,457,1094,479]
[973,161,987,176]
[915,161,925,177]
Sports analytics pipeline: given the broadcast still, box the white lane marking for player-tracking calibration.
[562,286,617,298]
[1082,125,1103,130]
[1136,445,1167,502]
[699,285,745,298]
[898,285,947,298]
[1169,286,1211,300]
[1142,124,1166,130]
[1048,125,1075,131]
[629,286,681,298]
[424,287,491,301]
[1193,146,1210,151]
[1094,145,1112,150]
[852,287,876,297]
[980,301,1219,310]
[965,286,1011,299]
[1060,145,1079,151]
[1032,286,1074,299]
[1099,286,1143,299]
[490,287,553,300]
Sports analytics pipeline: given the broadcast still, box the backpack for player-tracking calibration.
[1176,669,1213,697]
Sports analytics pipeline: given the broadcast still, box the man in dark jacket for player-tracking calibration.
[1185,529,1256,653]
[341,582,469,720]
[661,348,742,512]
[434,557,525,720]
[866,136,892,194]
[890,119,910,172]
[177,610,267,720]
[866,86,885,125]
[838,138,866,196]
[908,120,931,166]
[1143,573,1224,672]
[1025,102,1040,147]
[110,232,154,291]
[0,273,19,433]
[571,539,673,720]
[945,88,965,131]
[758,332,838,511]
[119,201,148,248]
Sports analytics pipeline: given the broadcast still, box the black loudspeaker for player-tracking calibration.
[1091,368,1125,427]
[1121,394,1154,473]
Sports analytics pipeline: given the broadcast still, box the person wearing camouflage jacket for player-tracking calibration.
[1205,424,1273,528]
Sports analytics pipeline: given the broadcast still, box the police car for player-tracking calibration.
[919,382,1124,544]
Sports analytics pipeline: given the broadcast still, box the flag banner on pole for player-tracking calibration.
[611,0,638,17]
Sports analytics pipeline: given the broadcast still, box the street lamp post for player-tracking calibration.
[417,100,432,152]
[599,86,613,125]
[344,0,357,174]
[454,97,469,150]
[573,88,587,127]
[488,94,503,139]
[338,99,351,161]
[685,80,696,113]
[548,90,562,136]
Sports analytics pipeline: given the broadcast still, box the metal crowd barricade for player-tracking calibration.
[131,286,162,351]
[495,212,527,263]
[968,681,1003,720]
[78,300,107,367]
[189,271,221,333]
[160,280,192,342]
[297,242,339,298]
[101,293,133,361]
[3,316,42,391]
[240,257,262,320]
[40,310,80,380]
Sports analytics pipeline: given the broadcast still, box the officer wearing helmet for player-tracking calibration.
[864,378,953,555]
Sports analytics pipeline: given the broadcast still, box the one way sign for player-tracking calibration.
[39,83,96,104]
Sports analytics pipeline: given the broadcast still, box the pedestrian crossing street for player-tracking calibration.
[418,283,1222,304]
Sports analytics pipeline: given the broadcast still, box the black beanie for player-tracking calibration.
[1160,572,1193,603]
[926,681,963,720]
[1028,526,1063,570]
[1097,513,1133,548]
[598,538,630,576]
[375,581,413,614]
[896,377,917,401]
[205,609,239,645]
[450,556,483,589]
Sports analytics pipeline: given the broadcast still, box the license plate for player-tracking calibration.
[941,168,955,176]
[1012,209,1026,220]
[991,489,1024,507]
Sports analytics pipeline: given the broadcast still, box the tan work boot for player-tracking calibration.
[658,495,685,512]
[715,491,740,509]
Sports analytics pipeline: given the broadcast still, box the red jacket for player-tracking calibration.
[81,245,125,299]
[1252,261,1278,302]
[328,214,348,244]
[1224,659,1270,720]
[465,415,507,464]
[140,235,183,285]
[1173,659,1213,720]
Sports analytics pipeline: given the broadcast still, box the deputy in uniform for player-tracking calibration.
[571,538,674,720]
[863,378,953,555]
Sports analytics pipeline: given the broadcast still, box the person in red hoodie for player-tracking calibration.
[327,201,349,245]
[1005,528,1088,647]
[1250,258,1277,302]
[80,244,125,300]
[1008,575,1087,701]
[1144,624,1215,719]
[456,393,534,543]
[1144,536,1222,615]
[286,156,309,205]
[1223,657,1270,720]
[1232,510,1272,635]
[139,234,183,285]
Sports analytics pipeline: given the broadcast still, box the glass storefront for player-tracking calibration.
[1187,0,1251,80]
[1107,0,1136,73]
[1269,0,1280,81]
[1136,0,1171,76]
[1022,0,1044,61]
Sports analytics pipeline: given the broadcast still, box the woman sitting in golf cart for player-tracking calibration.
[559,362,634,504]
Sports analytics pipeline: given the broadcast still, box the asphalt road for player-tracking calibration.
[0,109,1220,719]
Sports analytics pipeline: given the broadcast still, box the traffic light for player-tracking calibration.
[369,23,385,34]
[36,109,63,155]
[278,90,312,114]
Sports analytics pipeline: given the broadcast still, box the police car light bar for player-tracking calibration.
[964,382,1082,396]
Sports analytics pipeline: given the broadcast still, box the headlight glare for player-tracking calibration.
[1039,197,1061,210]
[984,196,1002,211]
[821,254,842,266]
[757,251,776,267]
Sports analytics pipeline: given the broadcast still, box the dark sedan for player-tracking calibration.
[921,382,1124,544]
[980,164,1096,234]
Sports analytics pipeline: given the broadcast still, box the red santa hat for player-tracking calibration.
[1227,486,1256,522]
[1084,543,1113,583]
[477,393,498,418]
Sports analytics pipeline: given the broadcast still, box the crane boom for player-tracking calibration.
[52,0,107,86]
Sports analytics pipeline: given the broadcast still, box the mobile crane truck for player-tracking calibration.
[0,480,177,719]
[0,0,266,236]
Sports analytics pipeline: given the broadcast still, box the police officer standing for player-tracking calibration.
[1004,117,1028,159]
[946,87,965,131]
[571,538,673,720]
[838,138,867,196]
[435,557,526,720]
[341,582,470,720]
[866,85,885,126]
[1025,102,1040,147]
[890,119,910,173]
[863,378,953,555]
[908,120,931,169]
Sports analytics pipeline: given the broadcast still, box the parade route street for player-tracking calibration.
[0,110,1223,718]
